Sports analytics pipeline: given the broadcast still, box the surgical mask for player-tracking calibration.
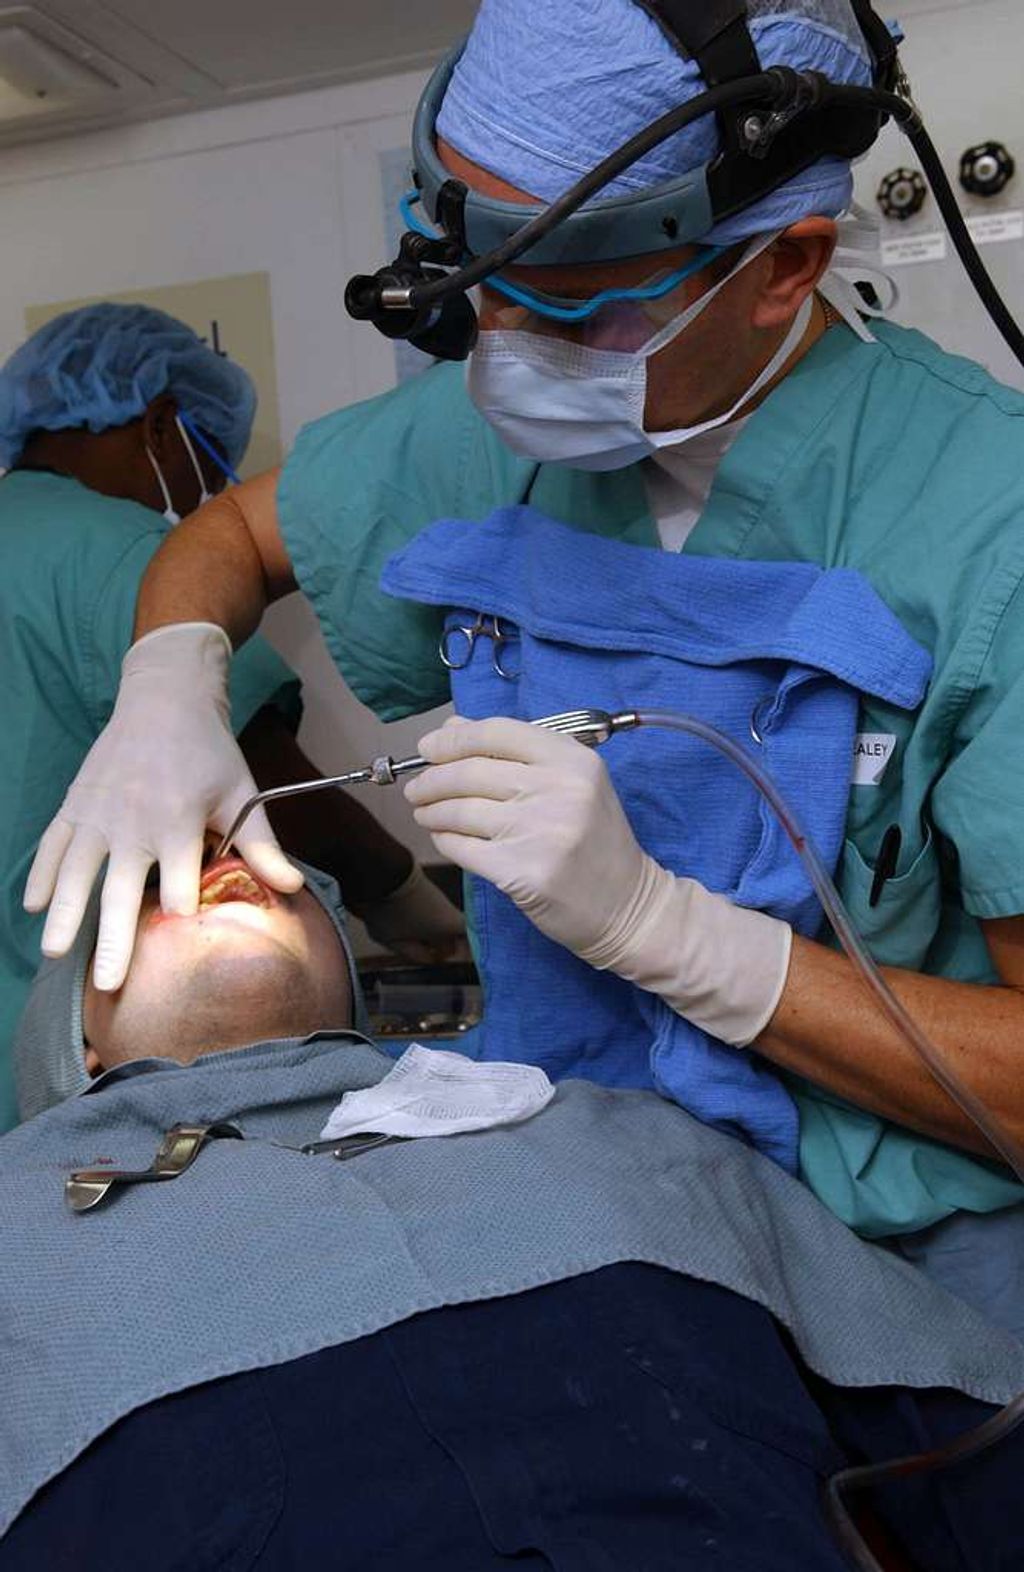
[468,229,838,471]
[145,415,220,525]
[146,445,183,525]
[817,203,898,343]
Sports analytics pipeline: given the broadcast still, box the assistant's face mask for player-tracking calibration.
[145,416,218,525]
[468,231,813,471]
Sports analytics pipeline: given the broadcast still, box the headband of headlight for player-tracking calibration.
[344,0,1024,371]
[414,2,893,267]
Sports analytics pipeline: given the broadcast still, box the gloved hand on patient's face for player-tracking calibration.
[406,717,793,1047]
[24,622,302,993]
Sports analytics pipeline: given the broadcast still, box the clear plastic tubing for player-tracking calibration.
[637,709,1024,1181]
[636,709,1024,1569]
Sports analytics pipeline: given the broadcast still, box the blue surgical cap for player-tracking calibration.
[0,302,257,469]
[436,0,875,246]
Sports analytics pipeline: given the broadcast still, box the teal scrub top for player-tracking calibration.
[0,471,301,1135]
[277,320,1024,1238]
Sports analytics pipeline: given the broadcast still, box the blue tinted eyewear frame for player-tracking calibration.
[400,191,724,324]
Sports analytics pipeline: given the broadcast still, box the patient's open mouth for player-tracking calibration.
[198,858,271,910]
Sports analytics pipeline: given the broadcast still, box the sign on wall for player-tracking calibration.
[24,272,283,478]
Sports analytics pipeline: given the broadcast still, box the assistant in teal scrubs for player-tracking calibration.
[0,308,302,1133]
[0,304,461,1132]
[0,469,300,1133]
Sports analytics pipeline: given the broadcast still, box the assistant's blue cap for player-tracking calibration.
[0,302,256,469]
[436,0,875,245]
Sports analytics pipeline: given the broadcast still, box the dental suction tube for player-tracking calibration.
[636,707,1024,1180]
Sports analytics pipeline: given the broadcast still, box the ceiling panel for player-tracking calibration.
[0,0,985,147]
[99,0,476,89]
[0,0,475,145]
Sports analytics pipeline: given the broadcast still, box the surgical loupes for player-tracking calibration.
[212,709,640,863]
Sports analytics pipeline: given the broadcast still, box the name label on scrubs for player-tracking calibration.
[852,733,897,787]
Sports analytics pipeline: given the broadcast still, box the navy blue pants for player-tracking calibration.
[3,1265,1020,1571]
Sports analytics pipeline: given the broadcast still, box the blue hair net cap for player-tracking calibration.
[436,0,875,246]
[0,302,257,469]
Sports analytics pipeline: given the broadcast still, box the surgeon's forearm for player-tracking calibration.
[134,469,296,648]
[756,936,1024,1161]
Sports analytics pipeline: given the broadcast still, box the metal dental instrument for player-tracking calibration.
[65,1122,244,1213]
[68,1125,409,1213]
[212,709,641,862]
[212,758,426,863]
[299,1131,411,1160]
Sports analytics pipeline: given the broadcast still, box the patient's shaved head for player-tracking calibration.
[83,861,352,1070]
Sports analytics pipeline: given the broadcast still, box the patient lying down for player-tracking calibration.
[2,862,1023,1572]
[81,855,353,1076]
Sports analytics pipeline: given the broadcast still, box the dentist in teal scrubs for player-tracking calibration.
[22,0,1024,1331]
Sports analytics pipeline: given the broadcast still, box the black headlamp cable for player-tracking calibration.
[347,69,1024,370]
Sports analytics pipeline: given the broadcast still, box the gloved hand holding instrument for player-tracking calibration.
[404,716,792,1046]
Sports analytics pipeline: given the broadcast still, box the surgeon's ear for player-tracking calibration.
[141,394,180,462]
[751,218,837,329]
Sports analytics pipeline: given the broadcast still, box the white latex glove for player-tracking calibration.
[358,862,467,963]
[24,622,303,991]
[405,717,792,1047]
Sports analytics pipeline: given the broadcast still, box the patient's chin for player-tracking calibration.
[86,943,351,1068]
[84,883,352,1067]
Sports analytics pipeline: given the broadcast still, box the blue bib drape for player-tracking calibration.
[382,509,931,1170]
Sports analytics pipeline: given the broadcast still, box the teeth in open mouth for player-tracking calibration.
[198,869,267,909]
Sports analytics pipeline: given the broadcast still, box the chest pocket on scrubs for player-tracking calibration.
[382,508,932,1172]
[837,829,941,972]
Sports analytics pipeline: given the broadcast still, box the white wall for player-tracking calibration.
[851,0,1024,390]
[0,0,1023,868]
[0,68,447,863]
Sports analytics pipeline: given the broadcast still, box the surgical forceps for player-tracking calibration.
[439,614,519,679]
[66,1125,410,1213]
[212,709,641,863]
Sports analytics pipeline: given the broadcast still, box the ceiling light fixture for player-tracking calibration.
[0,24,116,101]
